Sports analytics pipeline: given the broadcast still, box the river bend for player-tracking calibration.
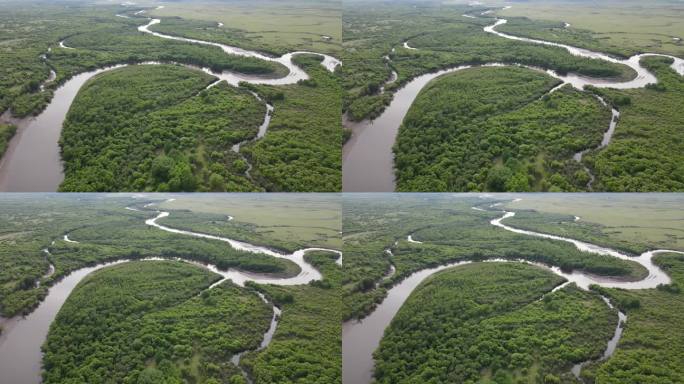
[0,200,341,384]
[0,13,340,192]
[342,199,682,384]
[342,8,684,192]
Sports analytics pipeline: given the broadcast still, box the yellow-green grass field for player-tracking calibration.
[149,0,341,54]
[498,1,684,57]
[160,193,341,249]
[506,193,684,251]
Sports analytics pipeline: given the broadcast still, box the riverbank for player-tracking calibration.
[0,200,341,383]
[342,198,680,383]
[342,7,684,192]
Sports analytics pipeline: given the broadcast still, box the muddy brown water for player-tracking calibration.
[342,12,684,192]
[342,202,680,384]
[0,17,340,192]
[0,202,341,384]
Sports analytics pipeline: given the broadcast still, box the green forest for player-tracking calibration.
[242,251,342,383]
[42,261,273,383]
[345,194,684,384]
[240,55,342,192]
[41,254,343,384]
[0,195,297,317]
[342,194,645,321]
[0,194,342,384]
[57,58,341,193]
[342,1,684,192]
[0,3,341,192]
[393,67,610,192]
[59,64,266,192]
[342,1,633,122]
[374,263,615,383]
[0,123,16,157]
[587,253,684,383]
[584,57,684,191]
[0,3,284,119]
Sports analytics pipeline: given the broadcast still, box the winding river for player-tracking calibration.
[378,55,398,94]
[342,199,683,384]
[342,7,684,192]
[572,95,620,189]
[231,92,274,181]
[0,199,341,384]
[0,65,126,192]
[0,11,340,192]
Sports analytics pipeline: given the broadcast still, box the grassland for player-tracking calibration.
[491,12,684,192]
[342,1,634,122]
[345,0,684,192]
[350,194,684,384]
[0,2,341,192]
[20,194,341,384]
[0,2,283,119]
[505,193,684,254]
[3,193,343,383]
[159,193,341,250]
[149,0,341,56]
[498,0,684,58]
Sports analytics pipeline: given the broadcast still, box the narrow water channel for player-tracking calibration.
[342,8,684,192]
[138,18,341,85]
[0,14,340,192]
[0,199,342,384]
[571,296,627,381]
[572,95,620,190]
[230,292,282,384]
[342,199,682,384]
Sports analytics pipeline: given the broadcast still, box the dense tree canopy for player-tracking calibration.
[0,123,16,157]
[0,4,284,119]
[342,195,645,320]
[2,195,342,383]
[0,196,299,317]
[241,55,342,192]
[374,263,615,383]
[42,261,273,384]
[342,2,633,121]
[59,64,266,192]
[588,253,684,383]
[584,57,684,191]
[393,67,610,192]
[241,251,342,384]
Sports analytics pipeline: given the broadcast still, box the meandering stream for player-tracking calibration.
[342,199,682,384]
[0,199,341,384]
[342,8,684,192]
[572,95,620,189]
[0,12,340,192]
